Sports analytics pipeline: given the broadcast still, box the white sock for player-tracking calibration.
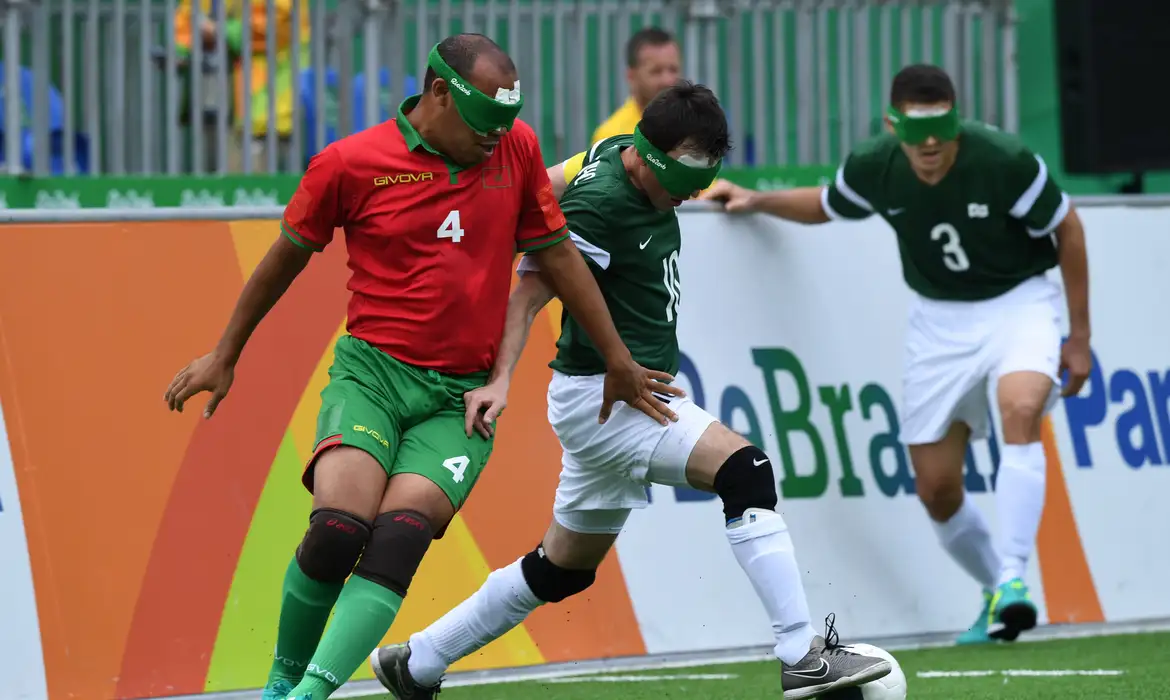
[931,495,1000,591]
[994,442,1047,585]
[726,508,817,665]
[407,557,542,686]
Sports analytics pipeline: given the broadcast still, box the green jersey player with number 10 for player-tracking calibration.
[703,65,1092,646]
[367,82,893,700]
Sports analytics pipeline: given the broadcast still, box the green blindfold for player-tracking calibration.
[427,44,523,135]
[633,124,722,198]
[887,105,961,145]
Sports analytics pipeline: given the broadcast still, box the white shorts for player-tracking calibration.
[900,275,1063,445]
[547,371,718,535]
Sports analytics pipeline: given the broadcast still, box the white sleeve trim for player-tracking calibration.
[516,231,610,273]
[588,138,609,162]
[1010,154,1049,219]
[569,231,611,269]
[833,165,874,213]
[1027,192,1070,238]
[820,185,846,221]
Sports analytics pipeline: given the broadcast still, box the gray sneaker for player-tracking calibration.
[369,643,441,700]
[780,615,892,700]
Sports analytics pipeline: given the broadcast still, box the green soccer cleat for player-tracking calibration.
[988,578,1038,642]
[260,679,295,700]
[955,590,994,645]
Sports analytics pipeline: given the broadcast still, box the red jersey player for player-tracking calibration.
[163,34,681,700]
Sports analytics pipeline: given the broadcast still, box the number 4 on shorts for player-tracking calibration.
[437,210,464,243]
[443,455,470,483]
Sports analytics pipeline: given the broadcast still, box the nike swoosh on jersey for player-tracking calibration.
[639,237,653,249]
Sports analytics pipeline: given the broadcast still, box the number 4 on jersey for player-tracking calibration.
[437,210,465,243]
[443,455,470,483]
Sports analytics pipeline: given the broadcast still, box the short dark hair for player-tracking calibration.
[639,81,731,161]
[889,64,956,108]
[626,27,675,68]
[423,33,516,90]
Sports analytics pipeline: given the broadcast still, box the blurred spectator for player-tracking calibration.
[591,27,681,145]
[174,0,310,172]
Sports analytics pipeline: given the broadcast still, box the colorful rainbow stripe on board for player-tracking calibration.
[0,220,1104,700]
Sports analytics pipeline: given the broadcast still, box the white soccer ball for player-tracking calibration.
[840,643,908,700]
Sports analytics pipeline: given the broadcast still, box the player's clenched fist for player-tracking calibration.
[699,178,756,213]
[600,357,685,426]
[164,352,235,418]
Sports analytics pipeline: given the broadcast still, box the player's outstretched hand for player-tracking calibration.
[464,380,509,439]
[698,178,756,213]
[601,358,686,426]
[164,352,235,419]
[1060,334,1092,397]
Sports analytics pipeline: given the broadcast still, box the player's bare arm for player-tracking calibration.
[164,234,312,417]
[463,272,556,439]
[1054,204,1091,396]
[700,179,831,224]
[530,238,684,425]
[547,150,587,200]
[547,161,570,200]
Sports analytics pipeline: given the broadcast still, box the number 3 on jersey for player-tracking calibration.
[931,223,970,272]
[437,210,465,243]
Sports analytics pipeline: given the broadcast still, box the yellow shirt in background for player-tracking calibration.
[560,98,641,183]
[591,97,642,145]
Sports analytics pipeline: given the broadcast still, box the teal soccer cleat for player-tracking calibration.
[988,578,1038,642]
[955,590,994,645]
[260,679,295,700]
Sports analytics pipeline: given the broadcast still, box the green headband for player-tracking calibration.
[427,44,523,135]
[633,124,722,198]
[887,105,961,145]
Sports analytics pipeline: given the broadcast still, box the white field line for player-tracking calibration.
[918,669,1125,678]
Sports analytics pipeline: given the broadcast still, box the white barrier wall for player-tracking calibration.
[0,204,1166,700]
[0,402,50,700]
[616,205,1170,652]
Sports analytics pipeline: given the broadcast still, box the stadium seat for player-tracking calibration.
[300,66,418,166]
[0,61,91,174]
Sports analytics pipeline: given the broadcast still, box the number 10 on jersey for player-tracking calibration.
[663,250,681,321]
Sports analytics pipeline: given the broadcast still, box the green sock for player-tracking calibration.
[286,574,403,699]
[266,557,344,686]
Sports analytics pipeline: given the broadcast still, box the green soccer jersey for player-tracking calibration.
[822,122,1070,301]
[523,135,683,376]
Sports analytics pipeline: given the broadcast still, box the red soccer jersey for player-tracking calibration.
[281,98,569,375]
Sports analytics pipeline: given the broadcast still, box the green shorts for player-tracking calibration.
[304,334,493,510]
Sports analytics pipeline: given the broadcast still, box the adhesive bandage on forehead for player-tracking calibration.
[427,44,524,135]
[633,124,722,197]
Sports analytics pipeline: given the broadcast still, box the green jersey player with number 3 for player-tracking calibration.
[368,82,894,700]
[702,65,1093,646]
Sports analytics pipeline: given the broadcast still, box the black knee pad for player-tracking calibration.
[713,445,778,522]
[353,511,435,597]
[520,545,596,603]
[296,508,372,583]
